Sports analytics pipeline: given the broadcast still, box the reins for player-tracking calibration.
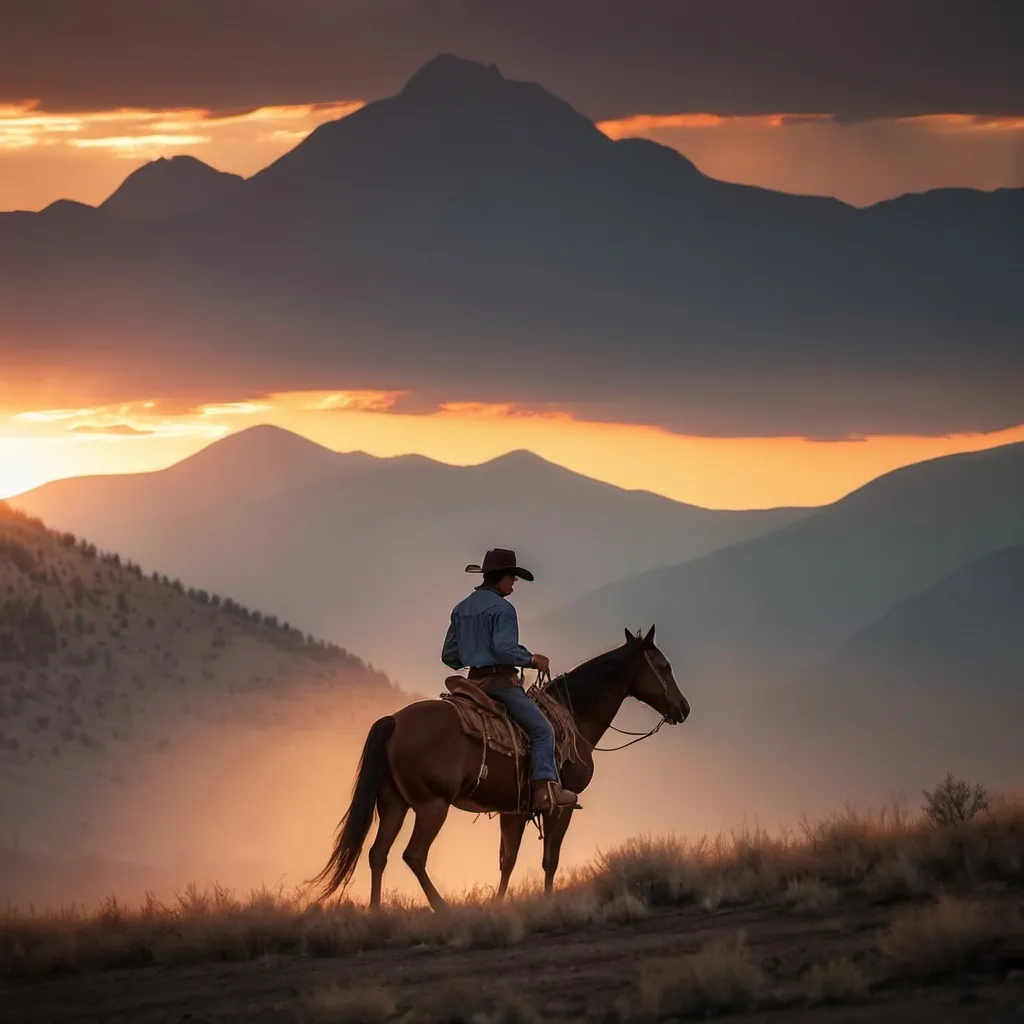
[591,717,668,751]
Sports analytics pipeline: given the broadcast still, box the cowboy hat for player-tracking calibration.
[465,548,535,582]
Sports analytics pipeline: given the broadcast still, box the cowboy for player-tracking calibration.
[441,548,578,812]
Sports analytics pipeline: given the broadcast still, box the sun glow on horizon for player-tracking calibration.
[3,391,1024,511]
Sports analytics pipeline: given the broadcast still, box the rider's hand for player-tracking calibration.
[530,654,550,673]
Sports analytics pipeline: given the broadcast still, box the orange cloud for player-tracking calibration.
[69,424,154,437]
[893,114,1024,132]
[597,112,832,137]
[4,390,1024,511]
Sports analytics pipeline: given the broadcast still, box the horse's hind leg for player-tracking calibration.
[496,813,528,900]
[367,778,408,909]
[402,798,450,911]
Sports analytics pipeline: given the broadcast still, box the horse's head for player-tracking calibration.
[622,625,690,725]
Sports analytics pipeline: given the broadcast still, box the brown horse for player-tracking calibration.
[311,625,689,909]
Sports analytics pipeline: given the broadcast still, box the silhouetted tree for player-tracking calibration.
[922,773,990,827]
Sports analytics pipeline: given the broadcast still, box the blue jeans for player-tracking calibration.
[490,685,558,782]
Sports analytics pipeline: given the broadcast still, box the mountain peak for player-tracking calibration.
[102,155,243,220]
[401,54,504,98]
[390,53,599,142]
[188,424,337,462]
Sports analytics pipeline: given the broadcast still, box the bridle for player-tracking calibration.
[541,645,680,753]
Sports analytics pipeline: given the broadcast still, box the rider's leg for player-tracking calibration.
[489,685,577,809]
[489,684,557,781]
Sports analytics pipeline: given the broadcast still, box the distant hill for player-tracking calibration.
[0,499,395,773]
[1,55,1020,437]
[12,426,806,686]
[100,156,244,219]
[820,544,1024,694]
[540,441,1024,684]
[0,500,403,904]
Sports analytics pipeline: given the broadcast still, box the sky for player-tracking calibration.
[1,1,1022,506]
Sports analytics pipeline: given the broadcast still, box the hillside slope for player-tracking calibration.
[820,544,1024,693]
[0,501,394,772]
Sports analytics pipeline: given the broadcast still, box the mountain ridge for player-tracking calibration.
[538,440,1024,682]
[12,426,807,685]
[2,56,1019,438]
[819,543,1024,693]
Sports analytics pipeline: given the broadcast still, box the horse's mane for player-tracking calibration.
[542,644,631,713]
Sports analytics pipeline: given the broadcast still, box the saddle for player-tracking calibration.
[442,675,580,769]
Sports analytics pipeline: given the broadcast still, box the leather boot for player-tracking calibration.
[532,779,580,812]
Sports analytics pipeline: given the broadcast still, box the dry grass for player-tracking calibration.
[799,957,870,1005]
[0,882,650,980]
[401,981,539,1024]
[878,895,1008,977]
[589,796,1024,912]
[300,981,538,1024]
[631,934,765,1019]
[774,876,840,912]
[301,983,397,1024]
[3,798,1022,981]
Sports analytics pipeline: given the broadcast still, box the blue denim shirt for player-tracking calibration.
[441,587,533,670]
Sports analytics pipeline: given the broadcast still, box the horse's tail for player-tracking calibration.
[308,715,396,901]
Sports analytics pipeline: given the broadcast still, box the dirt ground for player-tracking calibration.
[4,896,1023,1024]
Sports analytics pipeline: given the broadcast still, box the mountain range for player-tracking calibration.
[2,54,1021,436]
[12,426,804,687]
[539,440,1024,688]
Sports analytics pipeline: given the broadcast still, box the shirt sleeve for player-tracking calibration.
[491,602,533,667]
[441,613,463,670]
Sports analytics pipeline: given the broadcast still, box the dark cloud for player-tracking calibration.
[2,0,1021,119]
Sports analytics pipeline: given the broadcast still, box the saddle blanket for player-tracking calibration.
[442,675,581,768]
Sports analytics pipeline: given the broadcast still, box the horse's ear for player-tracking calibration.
[644,624,656,645]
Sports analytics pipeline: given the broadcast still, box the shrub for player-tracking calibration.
[922,774,989,827]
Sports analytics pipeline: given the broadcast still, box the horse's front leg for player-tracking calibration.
[541,807,574,894]
[496,813,528,899]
